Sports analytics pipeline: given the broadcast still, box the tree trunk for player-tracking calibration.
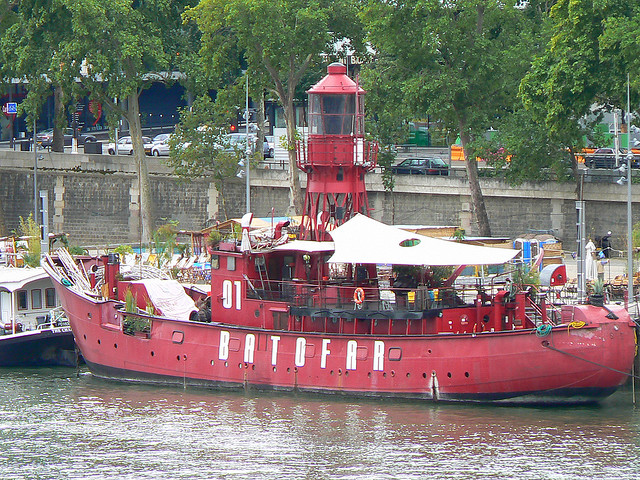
[127,92,154,244]
[283,97,303,214]
[52,85,65,153]
[459,127,491,237]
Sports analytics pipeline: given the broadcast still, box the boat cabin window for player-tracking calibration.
[45,288,56,308]
[17,290,27,310]
[31,289,42,310]
[211,255,219,270]
[227,256,236,271]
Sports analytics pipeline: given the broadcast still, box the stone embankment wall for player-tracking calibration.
[0,150,636,252]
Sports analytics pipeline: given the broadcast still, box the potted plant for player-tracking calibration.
[589,279,605,307]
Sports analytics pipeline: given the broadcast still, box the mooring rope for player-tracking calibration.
[542,342,640,380]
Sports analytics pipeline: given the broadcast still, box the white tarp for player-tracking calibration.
[328,214,518,266]
[273,240,335,253]
[132,279,197,321]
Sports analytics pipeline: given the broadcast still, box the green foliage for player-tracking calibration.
[152,221,179,267]
[113,245,134,257]
[185,0,365,213]
[207,230,223,247]
[68,246,87,256]
[591,278,605,296]
[123,289,150,334]
[453,228,466,241]
[124,289,137,314]
[512,264,540,291]
[361,0,533,235]
[18,214,40,267]
[168,95,251,186]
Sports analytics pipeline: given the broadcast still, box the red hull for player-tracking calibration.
[51,276,635,404]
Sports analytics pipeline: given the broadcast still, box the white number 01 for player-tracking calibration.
[222,280,242,310]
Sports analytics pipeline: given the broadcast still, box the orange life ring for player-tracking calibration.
[353,287,365,304]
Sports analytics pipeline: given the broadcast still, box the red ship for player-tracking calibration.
[42,63,637,404]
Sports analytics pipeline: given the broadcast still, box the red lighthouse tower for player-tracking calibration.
[297,62,378,241]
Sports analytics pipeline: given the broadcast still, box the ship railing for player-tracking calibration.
[521,289,562,326]
[246,279,507,312]
[296,138,378,170]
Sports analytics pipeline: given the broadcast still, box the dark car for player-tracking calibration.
[391,157,449,175]
[584,148,639,169]
[37,128,97,147]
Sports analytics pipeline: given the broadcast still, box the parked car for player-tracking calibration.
[226,133,257,152]
[391,157,449,175]
[107,136,153,155]
[584,148,637,169]
[37,128,97,147]
[264,135,275,158]
[150,133,171,156]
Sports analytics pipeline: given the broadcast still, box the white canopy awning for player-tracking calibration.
[0,267,50,293]
[273,240,335,253]
[328,214,518,266]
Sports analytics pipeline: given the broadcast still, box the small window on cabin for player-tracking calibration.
[17,290,28,310]
[31,289,42,310]
[399,238,421,247]
[211,255,220,270]
[45,288,56,308]
[227,256,236,271]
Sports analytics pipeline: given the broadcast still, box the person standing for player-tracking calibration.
[585,239,597,281]
[601,231,612,258]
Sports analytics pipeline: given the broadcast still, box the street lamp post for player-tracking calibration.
[627,75,633,309]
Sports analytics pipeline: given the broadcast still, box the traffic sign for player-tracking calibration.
[3,102,17,115]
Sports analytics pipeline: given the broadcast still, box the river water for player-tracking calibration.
[0,367,639,480]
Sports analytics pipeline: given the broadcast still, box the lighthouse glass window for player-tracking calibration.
[308,94,360,135]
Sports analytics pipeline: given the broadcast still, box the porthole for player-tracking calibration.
[151,351,155,357]
[176,355,180,361]
[210,360,215,366]
[465,372,469,377]
[114,344,117,349]
[97,339,101,345]
[422,372,427,379]
[447,372,452,378]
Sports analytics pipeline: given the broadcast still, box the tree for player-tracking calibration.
[59,0,198,243]
[167,93,261,220]
[519,0,638,190]
[0,1,78,151]
[362,0,532,235]
[185,0,364,215]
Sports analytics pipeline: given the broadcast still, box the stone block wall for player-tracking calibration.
[0,151,636,252]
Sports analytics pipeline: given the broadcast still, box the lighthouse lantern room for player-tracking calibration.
[297,62,378,241]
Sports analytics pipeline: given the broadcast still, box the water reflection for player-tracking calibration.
[0,368,638,479]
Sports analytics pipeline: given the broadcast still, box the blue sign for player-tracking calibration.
[4,102,17,114]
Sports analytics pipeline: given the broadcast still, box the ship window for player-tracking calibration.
[227,256,236,271]
[399,238,421,247]
[31,289,42,309]
[45,288,56,308]
[211,255,219,270]
[388,347,402,361]
[17,290,28,310]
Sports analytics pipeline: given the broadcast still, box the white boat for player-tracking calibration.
[0,267,78,367]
